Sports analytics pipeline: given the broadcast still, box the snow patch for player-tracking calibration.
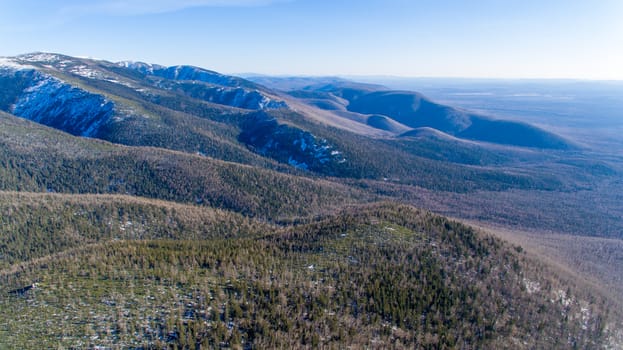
[56,60,75,69]
[579,303,591,331]
[20,53,62,63]
[70,65,105,79]
[294,138,308,151]
[522,278,541,294]
[68,65,137,89]
[288,156,308,170]
[552,289,573,308]
[119,221,133,231]
[0,57,35,70]
[117,61,164,75]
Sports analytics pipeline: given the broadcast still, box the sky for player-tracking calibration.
[1,0,622,79]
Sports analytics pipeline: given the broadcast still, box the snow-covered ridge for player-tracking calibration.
[158,65,239,87]
[120,61,236,86]
[117,61,166,75]
[18,53,63,63]
[0,57,36,70]
[120,61,288,110]
[7,53,137,90]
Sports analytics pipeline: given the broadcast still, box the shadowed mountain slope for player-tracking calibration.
[249,76,576,149]
[338,88,574,149]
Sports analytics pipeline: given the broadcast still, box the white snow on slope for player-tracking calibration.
[0,57,35,70]
[19,53,62,63]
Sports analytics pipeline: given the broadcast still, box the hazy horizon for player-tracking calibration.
[2,0,622,80]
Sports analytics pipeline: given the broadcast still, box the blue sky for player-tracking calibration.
[1,0,621,79]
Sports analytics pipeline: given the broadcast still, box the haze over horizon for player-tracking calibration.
[1,0,622,80]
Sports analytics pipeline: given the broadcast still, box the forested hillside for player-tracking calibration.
[1,53,622,349]
[1,200,615,349]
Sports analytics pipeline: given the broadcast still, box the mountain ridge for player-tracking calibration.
[3,53,574,150]
[2,53,574,193]
[1,52,622,348]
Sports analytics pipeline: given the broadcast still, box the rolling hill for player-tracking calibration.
[285,82,576,149]
[1,199,615,349]
[1,53,622,348]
